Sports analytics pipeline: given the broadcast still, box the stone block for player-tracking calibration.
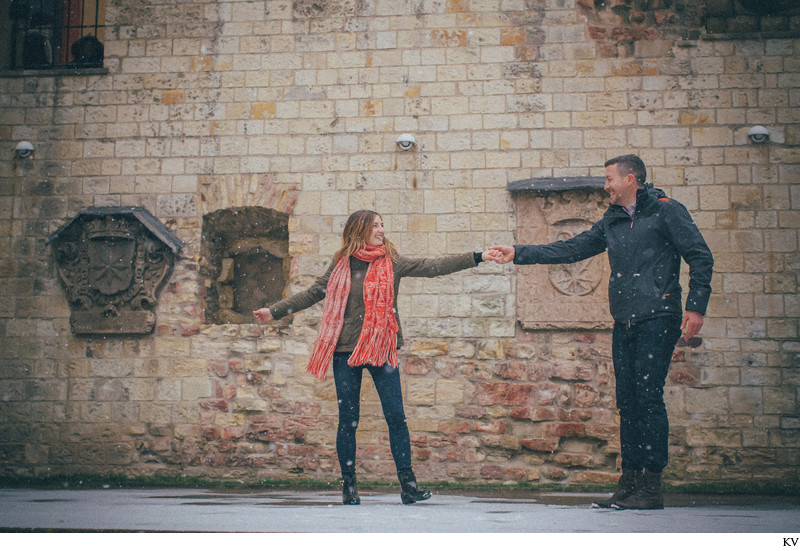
[170,358,207,377]
[741,366,781,386]
[436,380,464,405]
[404,357,433,376]
[549,423,586,438]
[729,387,762,414]
[685,428,741,448]
[476,339,503,359]
[473,382,509,406]
[406,380,435,406]
[685,388,730,413]
[447,341,476,358]
[521,437,560,452]
[234,387,268,412]
[408,340,448,357]
[493,361,527,381]
[182,378,214,401]
[763,388,796,415]
[455,360,492,380]
[214,412,246,427]
[505,383,535,406]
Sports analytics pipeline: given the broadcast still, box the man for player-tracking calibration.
[492,154,713,509]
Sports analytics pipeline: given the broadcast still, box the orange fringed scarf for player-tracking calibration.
[305,246,398,381]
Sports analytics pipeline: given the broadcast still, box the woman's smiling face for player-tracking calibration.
[366,215,385,247]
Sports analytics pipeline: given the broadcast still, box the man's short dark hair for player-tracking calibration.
[605,154,646,186]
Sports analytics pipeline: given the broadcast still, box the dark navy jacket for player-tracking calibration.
[514,184,714,325]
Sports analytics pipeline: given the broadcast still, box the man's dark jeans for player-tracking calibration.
[333,352,411,474]
[612,315,682,473]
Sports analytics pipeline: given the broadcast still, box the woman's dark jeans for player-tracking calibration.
[612,315,682,474]
[333,352,412,474]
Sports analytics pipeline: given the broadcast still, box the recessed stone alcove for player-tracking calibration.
[201,207,289,324]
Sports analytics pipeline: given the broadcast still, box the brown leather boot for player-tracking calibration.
[592,469,642,508]
[612,470,664,510]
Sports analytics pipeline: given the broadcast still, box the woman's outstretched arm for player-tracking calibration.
[253,260,335,322]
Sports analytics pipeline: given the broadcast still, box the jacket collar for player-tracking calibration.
[635,183,666,214]
[605,183,665,219]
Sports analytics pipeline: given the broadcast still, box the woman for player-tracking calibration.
[254,210,499,505]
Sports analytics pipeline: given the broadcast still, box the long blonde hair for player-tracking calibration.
[333,210,399,264]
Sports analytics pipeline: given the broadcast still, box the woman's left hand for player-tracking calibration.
[253,308,273,322]
[481,249,503,263]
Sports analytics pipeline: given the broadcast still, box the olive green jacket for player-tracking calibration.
[269,252,478,352]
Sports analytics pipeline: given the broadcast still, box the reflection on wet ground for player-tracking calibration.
[2,486,799,533]
[139,487,800,508]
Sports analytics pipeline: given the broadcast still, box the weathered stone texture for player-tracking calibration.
[0,0,797,489]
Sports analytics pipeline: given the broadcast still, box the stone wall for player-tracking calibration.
[0,0,798,489]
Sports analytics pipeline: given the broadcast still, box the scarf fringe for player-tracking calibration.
[348,323,398,369]
[305,343,335,381]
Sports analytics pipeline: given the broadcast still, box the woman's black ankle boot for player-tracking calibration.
[342,472,360,505]
[398,468,431,504]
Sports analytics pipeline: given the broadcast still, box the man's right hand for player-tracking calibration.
[489,245,515,264]
[681,310,704,341]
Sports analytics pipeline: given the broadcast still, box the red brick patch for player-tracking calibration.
[505,383,535,405]
[480,464,504,479]
[201,427,221,440]
[549,423,586,438]
[405,357,432,375]
[475,381,510,405]
[521,437,560,452]
[671,369,697,386]
[200,400,228,411]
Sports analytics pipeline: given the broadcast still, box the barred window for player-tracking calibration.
[7,0,105,70]
[706,0,799,37]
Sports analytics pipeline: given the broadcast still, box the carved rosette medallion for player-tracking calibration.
[547,220,603,297]
[49,207,183,335]
[508,180,613,331]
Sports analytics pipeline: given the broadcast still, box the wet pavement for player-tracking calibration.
[1,486,799,534]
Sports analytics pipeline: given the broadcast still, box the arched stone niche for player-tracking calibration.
[200,206,289,324]
[48,206,184,336]
[507,177,613,331]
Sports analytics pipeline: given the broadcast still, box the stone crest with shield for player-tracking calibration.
[48,207,184,335]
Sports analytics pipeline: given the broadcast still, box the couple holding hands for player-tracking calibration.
[253,155,714,510]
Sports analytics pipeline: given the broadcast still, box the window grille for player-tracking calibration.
[8,0,105,69]
[706,0,799,37]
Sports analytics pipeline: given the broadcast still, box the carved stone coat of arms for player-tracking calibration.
[48,207,184,335]
[508,178,613,330]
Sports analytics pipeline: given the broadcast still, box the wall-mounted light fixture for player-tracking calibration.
[14,141,35,159]
[396,134,416,151]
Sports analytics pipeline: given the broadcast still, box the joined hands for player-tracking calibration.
[488,245,515,264]
[481,249,503,263]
